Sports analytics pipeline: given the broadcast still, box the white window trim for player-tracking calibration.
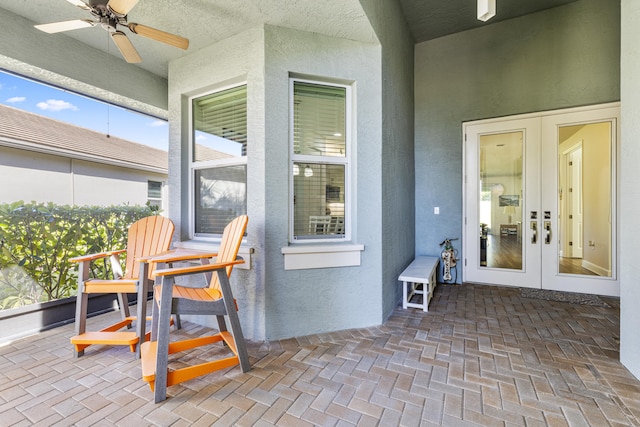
[280,243,364,270]
[188,82,248,239]
[283,77,363,270]
[288,78,353,244]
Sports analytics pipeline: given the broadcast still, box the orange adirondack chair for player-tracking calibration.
[70,215,174,357]
[140,215,250,403]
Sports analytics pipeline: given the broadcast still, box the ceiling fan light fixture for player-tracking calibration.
[477,0,496,22]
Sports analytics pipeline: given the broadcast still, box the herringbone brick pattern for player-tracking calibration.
[1,283,638,426]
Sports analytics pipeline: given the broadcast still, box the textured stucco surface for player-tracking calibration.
[0,0,377,78]
[414,0,620,282]
[168,27,266,340]
[620,0,640,381]
[262,25,383,340]
[359,0,416,322]
[167,0,414,340]
[0,8,167,117]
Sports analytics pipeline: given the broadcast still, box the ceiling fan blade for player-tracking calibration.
[111,31,142,63]
[107,0,139,16]
[128,23,189,50]
[35,19,95,34]
[66,0,91,10]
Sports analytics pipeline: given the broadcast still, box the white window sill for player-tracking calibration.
[175,240,254,270]
[281,243,365,270]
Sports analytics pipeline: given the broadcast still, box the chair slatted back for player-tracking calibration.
[210,215,248,291]
[125,216,175,279]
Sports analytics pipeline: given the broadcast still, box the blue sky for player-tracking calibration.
[0,70,168,151]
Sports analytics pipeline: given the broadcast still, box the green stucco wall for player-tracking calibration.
[414,0,620,278]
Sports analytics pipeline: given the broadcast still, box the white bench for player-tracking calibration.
[399,256,439,312]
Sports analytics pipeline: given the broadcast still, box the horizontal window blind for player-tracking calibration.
[293,163,345,239]
[293,82,346,157]
[193,85,247,161]
[194,165,247,235]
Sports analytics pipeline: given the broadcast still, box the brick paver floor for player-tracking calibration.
[1,283,638,426]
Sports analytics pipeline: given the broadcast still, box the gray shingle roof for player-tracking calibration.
[0,104,168,172]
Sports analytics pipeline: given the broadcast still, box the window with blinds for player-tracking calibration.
[191,84,247,236]
[147,180,163,209]
[291,79,350,241]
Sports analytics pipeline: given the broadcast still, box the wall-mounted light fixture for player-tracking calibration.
[477,0,496,22]
[293,163,300,176]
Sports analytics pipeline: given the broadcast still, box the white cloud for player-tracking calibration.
[36,99,78,112]
[6,96,26,103]
[149,120,167,127]
[196,134,207,141]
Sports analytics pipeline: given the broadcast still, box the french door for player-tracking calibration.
[463,104,619,296]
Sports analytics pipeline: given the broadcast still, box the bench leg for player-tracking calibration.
[402,280,409,309]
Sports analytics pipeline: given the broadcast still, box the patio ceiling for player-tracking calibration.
[0,0,578,79]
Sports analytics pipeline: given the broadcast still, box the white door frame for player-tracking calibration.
[462,102,620,296]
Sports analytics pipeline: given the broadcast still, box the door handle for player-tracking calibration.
[530,221,537,244]
[544,221,552,244]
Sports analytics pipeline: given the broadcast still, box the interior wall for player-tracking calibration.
[620,0,640,381]
[414,0,620,281]
[562,123,612,274]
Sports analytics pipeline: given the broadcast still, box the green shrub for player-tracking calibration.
[0,202,159,309]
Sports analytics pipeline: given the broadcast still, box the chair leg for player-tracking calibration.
[217,270,250,372]
[117,293,132,329]
[217,315,228,333]
[154,276,174,403]
[74,292,88,358]
[150,291,160,342]
[73,260,90,358]
[135,277,149,358]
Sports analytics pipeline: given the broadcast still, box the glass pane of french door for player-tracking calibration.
[479,131,523,270]
[557,122,611,276]
[464,118,540,288]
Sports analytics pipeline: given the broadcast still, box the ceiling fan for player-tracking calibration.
[34,0,189,63]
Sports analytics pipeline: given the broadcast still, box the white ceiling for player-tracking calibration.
[0,0,578,79]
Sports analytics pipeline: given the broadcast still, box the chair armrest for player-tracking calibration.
[153,259,244,278]
[143,248,219,264]
[69,249,126,263]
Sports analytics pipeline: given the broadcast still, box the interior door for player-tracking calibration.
[463,104,620,296]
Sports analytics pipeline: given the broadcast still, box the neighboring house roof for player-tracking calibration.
[194,144,235,162]
[0,104,168,173]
